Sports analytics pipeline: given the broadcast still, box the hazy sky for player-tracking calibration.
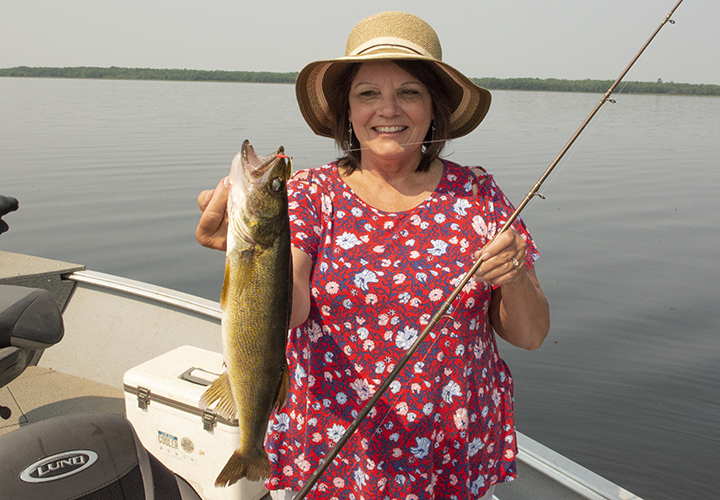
[1,0,717,85]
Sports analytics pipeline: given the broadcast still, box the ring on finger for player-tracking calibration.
[511,257,520,269]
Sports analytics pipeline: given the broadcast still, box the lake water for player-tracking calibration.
[1,77,719,499]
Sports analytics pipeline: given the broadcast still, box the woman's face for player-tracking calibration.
[348,60,434,167]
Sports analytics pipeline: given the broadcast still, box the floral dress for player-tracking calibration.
[265,160,539,499]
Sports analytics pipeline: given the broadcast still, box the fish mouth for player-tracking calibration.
[241,140,285,179]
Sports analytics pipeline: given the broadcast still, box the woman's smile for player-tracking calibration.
[373,125,407,134]
[348,60,434,166]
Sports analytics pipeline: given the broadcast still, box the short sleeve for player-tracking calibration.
[475,172,540,268]
[287,168,322,261]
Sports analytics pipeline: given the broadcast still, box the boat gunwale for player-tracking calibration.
[67,269,222,320]
[514,432,642,500]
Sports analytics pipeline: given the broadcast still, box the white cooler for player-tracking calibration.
[124,345,268,500]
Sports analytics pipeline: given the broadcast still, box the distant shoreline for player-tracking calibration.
[0,66,298,84]
[1,66,718,96]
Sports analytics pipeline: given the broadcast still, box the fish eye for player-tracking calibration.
[270,177,284,192]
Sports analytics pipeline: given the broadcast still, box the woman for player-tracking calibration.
[197,11,549,500]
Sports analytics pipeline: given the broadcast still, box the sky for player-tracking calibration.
[1,0,718,85]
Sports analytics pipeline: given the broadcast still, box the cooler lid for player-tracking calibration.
[122,346,236,428]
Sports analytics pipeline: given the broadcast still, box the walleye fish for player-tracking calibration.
[200,140,292,487]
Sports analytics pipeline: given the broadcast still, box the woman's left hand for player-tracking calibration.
[473,228,550,350]
[473,228,528,286]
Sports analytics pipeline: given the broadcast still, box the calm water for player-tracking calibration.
[1,77,719,499]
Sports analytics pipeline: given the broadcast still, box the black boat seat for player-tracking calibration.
[0,194,19,235]
[0,284,64,402]
[0,413,202,499]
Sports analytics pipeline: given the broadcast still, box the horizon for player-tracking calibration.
[1,1,718,87]
[1,66,717,88]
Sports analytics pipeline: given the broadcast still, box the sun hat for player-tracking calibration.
[295,11,491,140]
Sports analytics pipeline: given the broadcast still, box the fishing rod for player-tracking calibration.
[294,1,684,497]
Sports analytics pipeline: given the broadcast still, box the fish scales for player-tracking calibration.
[200,140,292,487]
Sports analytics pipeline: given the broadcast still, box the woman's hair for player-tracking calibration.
[327,60,453,174]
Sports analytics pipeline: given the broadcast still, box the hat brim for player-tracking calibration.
[296,53,491,140]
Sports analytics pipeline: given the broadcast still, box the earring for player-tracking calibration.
[348,121,354,150]
[423,121,436,151]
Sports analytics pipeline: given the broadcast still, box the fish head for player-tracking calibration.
[227,140,291,249]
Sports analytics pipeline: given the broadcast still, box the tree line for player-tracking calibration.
[471,77,720,96]
[0,66,298,84]
[1,66,718,96]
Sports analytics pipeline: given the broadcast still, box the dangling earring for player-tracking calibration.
[348,121,354,151]
[423,121,436,151]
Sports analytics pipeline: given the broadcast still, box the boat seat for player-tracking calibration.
[0,285,64,418]
[0,412,202,499]
[0,194,19,235]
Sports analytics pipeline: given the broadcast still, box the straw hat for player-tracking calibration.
[295,11,491,140]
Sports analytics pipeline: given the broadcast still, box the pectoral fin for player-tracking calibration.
[220,262,230,309]
[274,363,290,412]
[221,248,255,309]
[199,372,237,421]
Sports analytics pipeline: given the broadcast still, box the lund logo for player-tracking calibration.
[20,450,99,483]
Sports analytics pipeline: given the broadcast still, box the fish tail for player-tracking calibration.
[214,449,271,487]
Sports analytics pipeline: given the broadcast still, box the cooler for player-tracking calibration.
[124,345,268,500]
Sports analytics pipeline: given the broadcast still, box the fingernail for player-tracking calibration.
[222,176,230,188]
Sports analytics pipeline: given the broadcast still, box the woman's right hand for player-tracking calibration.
[196,177,229,251]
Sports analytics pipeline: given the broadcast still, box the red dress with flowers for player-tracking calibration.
[265,160,539,499]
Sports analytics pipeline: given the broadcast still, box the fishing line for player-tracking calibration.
[339,137,450,155]
[528,75,640,202]
[293,2,684,497]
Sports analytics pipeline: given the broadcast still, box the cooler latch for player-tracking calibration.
[137,387,151,409]
[202,410,217,431]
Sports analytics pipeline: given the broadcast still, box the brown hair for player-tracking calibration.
[326,60,452,174]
